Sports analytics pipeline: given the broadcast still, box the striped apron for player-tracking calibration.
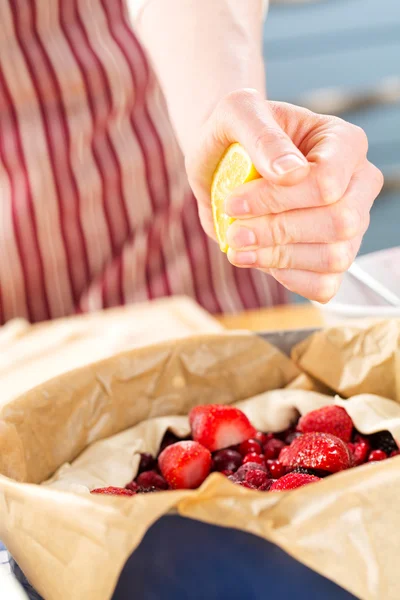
[0,0,284,324]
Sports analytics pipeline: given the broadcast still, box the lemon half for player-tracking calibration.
[211,143,260,252]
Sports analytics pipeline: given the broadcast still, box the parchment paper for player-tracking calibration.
[1,320,400,600]
[292,319,400,401]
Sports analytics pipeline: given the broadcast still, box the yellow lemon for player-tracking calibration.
[211,142,260,253]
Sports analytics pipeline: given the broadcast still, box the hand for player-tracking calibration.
[186,88,384,303]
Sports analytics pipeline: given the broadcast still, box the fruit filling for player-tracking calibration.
[90,404,399,496]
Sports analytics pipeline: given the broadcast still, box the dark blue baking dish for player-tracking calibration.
[6,329,357,600]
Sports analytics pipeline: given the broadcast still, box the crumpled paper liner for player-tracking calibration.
[292,319,400,401]
[0,296,223,408]
[1,324,400,600]
[0,333,299,485]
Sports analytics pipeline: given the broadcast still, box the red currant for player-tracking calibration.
[255,432,273,445]
[239,438,263,456]
[266,460,286,479]
[368,449,387,462]
[242,453,265,466]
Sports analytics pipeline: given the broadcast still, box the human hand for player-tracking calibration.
[186,89,383,303]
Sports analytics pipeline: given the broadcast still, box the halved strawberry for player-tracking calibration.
[158,440,212,489]
[280,432,352,473]
[189,404,256,451]
[91,486,136,496]
[270,472,320,492]
[298,405,353,442]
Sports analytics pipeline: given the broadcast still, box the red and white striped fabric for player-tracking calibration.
[0,0,285,324]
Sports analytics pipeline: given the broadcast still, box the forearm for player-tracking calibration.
[130,0,267,157]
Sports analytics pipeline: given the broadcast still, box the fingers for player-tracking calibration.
[228,236,362,274]
[224,127,373,218]
[226,161,381,247]
[187,89,310,211]
[268,269,344,304]
[225,166,336,218]
[269,101,370,204]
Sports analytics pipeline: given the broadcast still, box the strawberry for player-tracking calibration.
[158,440,212,489]
[348,441,370,466]
[280,432,352,473]
[298,405,353,442]
[91,486,136,496]
[270,472,321,492]
[189,404,256,451]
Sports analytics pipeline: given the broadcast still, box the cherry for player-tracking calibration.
[391,450,400,458]
[368,449,387,462]
[266,460,286,479]
[239,438,263,456]
[263,439,286,460]
[159,431,181,453]
[242,453,265,466]
[138,452,156,473]
[136,471,169,490]
[213,449,242,472]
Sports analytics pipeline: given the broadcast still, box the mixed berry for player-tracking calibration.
[91,404,400,496]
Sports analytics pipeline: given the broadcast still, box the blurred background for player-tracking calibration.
[264,0,400,301]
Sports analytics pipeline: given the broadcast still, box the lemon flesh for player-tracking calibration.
[211,143,260,252]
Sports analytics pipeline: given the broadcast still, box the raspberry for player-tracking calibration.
[244,469,269,489]
[234,462,267,481]
[348,441,370,466]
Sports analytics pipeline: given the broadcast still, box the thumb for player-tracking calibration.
[214,89,310,186]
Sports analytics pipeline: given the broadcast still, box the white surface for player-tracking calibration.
[0,567,28,599]
[316,247,400,323]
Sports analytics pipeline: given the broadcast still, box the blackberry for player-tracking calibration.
[291,467,329,478]
[137,486,158,494]
[369,431,398,455]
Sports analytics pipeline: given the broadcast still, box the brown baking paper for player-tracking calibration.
[1,327,400,600]
[292,319,400,401]
[0,296,224,408]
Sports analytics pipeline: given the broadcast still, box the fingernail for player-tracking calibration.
[227,226,257,249]
[225,196,250,217]
[271,153,308,176]
[228,249,257,266]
